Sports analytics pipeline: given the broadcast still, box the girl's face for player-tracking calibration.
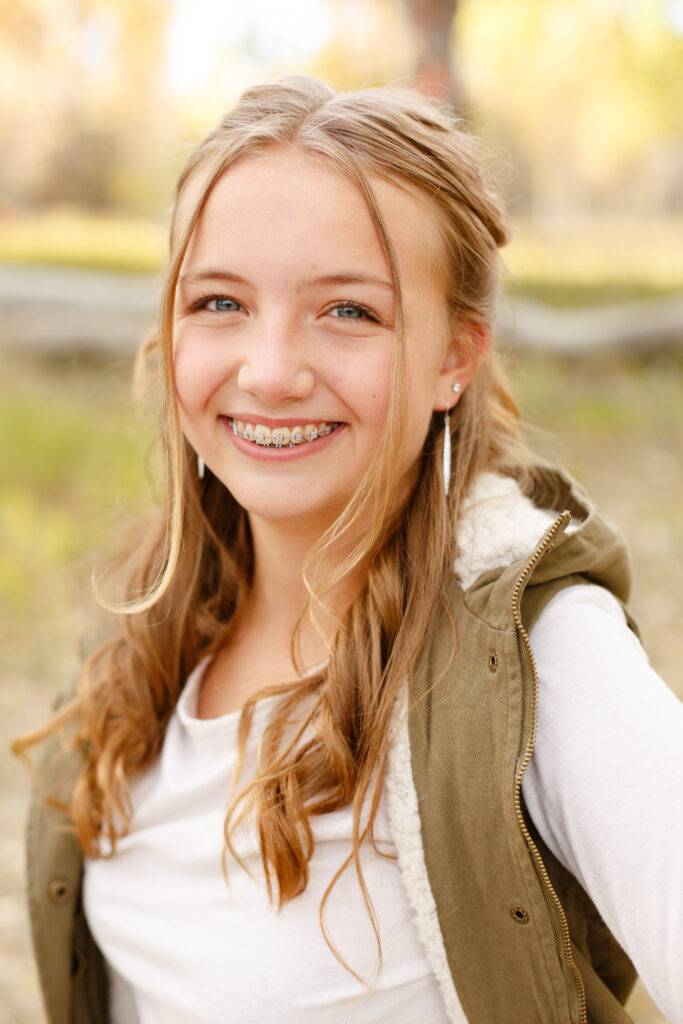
[173,149,464,536]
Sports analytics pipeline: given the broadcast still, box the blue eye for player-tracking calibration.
[206,297,241,312]
[330,302,374,321]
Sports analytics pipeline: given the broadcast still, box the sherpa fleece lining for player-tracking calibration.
[385,473,574,1022]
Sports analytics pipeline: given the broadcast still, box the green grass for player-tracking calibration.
[505,277,681,308]
[504,222,683,308]
[0,354,157,663]
[506,350,683,437]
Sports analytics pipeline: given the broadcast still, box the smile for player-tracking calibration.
[228,418,341,447]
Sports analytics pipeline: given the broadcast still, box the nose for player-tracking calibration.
[236,312,315,405]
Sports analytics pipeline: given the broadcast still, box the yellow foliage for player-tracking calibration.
[0,208,166,272]
[459,0,683,184]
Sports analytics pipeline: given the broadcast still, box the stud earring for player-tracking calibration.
[442,409,452,498]
[197,455,205,480]
[452,381,462,394]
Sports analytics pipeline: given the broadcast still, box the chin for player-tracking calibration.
[223,483,348,532]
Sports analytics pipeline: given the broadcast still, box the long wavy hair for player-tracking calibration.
[19,76,530,974]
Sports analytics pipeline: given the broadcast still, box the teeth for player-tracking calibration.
[271,426,290,447]
[230,419,336,446]
[254,424,272,446]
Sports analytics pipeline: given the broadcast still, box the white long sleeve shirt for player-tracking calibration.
[83,584,683,1024]
[525,583,683,1023]
[83,477,683,1023]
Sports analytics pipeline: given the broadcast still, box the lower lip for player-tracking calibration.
[220,418,346,462]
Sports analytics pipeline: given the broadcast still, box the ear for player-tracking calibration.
[433,319,490,411]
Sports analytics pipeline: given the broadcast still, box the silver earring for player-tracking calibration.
[197,455,205,480]
[452,381,462,394]
[442,410,451,498]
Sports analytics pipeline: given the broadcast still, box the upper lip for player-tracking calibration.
[223,413,341,427]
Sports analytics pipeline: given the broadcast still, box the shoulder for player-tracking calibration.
[26,725,84,886]
[453,467,633,634]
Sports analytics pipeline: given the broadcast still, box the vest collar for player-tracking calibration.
[454,471,576,591]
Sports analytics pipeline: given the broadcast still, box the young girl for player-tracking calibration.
[22,77,683,1024]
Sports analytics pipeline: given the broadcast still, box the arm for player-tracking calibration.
[523,584,683,1024]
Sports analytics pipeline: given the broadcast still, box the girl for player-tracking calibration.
[21,77,683,1024]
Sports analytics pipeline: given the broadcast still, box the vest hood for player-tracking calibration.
[456,467,632,631]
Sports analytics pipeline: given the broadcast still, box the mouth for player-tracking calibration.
[227,417,342,448]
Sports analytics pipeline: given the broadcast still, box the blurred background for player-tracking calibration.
[1,1,682,1020]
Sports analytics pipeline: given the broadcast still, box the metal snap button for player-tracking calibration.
[48,879,71,904]
[510,903,530,924]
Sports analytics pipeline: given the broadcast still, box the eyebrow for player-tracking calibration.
[178,269,249,287]
[178,268,394,292]
[298,272,394,293]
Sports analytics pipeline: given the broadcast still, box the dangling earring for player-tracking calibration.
[442,383,461,497]
[442,409,452,498]
[197,454,205,480]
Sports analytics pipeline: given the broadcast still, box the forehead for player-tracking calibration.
[178,149,446,294]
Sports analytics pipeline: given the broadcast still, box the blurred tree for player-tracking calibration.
[459,0,683,219]
[0,0,173,211]
[310,0,412,92]
[400,0,463,106]
[1,0,682,221]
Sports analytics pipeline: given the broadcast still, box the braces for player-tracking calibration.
[229,419,338,448]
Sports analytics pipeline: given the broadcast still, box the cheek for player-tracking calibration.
[172,331,224,414]
[364,383,392,424]
[353,379,393,438]
[326,351,394,427]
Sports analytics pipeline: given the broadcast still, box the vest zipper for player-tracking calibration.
[511,511,588,1024]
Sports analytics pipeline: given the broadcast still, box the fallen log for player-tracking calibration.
[1,262,682,358]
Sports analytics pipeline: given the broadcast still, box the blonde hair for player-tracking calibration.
[18,76,530,975]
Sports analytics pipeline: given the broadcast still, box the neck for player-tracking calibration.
[244,512,370,667]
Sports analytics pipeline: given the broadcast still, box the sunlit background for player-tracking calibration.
[1,2,682,1020]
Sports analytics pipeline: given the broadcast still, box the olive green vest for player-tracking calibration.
[26,741,109,1024]
[26,471,637,1023]
[408,473,637,1023]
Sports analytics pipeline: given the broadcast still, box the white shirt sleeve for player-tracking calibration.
[523,584,683,1024]
[108,963,141,1024]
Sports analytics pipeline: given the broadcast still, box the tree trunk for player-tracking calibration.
[401,0,462,107]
